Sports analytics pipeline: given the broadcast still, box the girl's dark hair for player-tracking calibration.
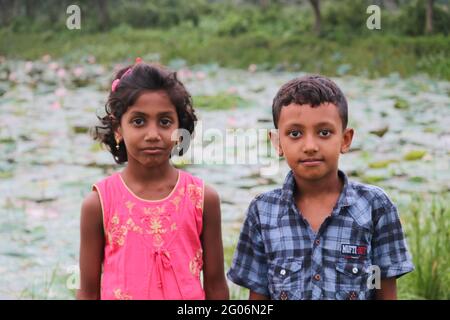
[272,75,348,129]
[94,63,197,164]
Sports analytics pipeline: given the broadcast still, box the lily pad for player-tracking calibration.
[368,159,397,169]
[404,150,427,161]
[394,98,409,110]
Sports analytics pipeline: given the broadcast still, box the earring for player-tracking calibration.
[115,139,120,151]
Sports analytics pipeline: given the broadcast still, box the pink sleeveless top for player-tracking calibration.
[93,170,205,300]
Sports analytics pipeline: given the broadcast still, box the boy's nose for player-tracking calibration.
[302,135,319,153]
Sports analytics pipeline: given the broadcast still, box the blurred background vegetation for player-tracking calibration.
[0,0,449,79]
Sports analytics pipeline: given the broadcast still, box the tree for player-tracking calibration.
[425,0,434,34]
[97,0,110,31]
[309,0,321,35]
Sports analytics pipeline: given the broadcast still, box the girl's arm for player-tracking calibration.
[76,191,104,300]
[201,185,230,300]
[375,278,397,300]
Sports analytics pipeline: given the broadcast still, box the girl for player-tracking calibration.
[77,60,229,300]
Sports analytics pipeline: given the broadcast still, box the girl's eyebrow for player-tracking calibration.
[128,110,176,117]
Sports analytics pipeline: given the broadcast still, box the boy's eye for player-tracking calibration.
[160,118,172,127]
[288,130,302,138]
[131,118,145,127]
[318,129,331,137]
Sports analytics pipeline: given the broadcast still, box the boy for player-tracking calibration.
[227,75,414,300]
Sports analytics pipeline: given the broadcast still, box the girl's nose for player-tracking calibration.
[144,124,161,142]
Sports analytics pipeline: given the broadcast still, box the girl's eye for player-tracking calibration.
[131,118,145,127]
[160,118,172,127]
[319,129,331,137]
[289,130,302,138]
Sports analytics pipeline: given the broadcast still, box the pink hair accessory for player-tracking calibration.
[111,79,120,92]
[111,58,142,92]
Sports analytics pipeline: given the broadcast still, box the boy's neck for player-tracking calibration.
[293,170,343,199]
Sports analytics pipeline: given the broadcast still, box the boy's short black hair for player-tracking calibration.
[272,75,348,129]
[94,63,197,164]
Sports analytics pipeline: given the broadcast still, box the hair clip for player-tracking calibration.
[111,58,142,92]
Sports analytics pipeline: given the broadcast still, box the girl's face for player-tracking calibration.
[115,90,180,168]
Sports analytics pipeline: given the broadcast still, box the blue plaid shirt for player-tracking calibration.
[227,170,414,300]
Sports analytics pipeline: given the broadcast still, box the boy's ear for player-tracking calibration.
[269,129,283,157]
[340,128,354,154]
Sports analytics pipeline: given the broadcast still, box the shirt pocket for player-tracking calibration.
[268,257,304,300]
[335,260,373,300]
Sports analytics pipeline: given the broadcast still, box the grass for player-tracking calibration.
[1,27,449,80]
[194,92,248,111]
[398,193,450,300]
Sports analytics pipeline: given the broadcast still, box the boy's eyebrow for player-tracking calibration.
[283,121,338,128]
[314,121,337,128]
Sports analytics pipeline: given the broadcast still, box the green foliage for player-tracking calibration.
[396,0,450,36]
[400,194,450,299]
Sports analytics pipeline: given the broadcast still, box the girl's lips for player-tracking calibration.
[141,148,164,155]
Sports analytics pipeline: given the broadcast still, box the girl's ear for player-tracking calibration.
[340,128,354,154]
[269,129,283,157]
[114,125,123,143]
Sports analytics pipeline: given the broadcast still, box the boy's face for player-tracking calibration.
[271,102,353,182]
[115,91,180,167]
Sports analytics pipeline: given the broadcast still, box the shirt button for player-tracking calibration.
[314,274,321,281]
[352,267,359,274]
[280,269,286,276]
[315,239,320,245]
[280,291,288,300]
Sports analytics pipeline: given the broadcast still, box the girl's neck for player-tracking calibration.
[122,159,178,186]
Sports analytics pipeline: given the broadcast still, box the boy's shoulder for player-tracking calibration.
[346,178,394,207]
[248,173,396,225]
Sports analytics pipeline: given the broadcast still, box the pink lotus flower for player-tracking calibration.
[49,62,59,70]
[196,71,206,80]
[57,68,66,78]
[51,101,61,110]
[87,55,96,64]
[25,61,33,73]
[73,67,84,77]
[8,72,17,82]
[55,87,67,97]
[42,54,51,63]
[227,86,237,94]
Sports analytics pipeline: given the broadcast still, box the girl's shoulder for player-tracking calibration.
[178,169,204,187]
[93,172,121,189]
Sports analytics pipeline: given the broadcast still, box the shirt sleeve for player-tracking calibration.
[227,198,270,297]
[371,190,414,279]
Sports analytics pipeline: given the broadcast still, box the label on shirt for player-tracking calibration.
[341,244,368,257]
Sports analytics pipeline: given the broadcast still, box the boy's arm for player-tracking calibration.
[227,197,270,299]
[201,185,230,300]
[375,278,397,300]
[249,291,269,300]
[76,191,104,300]
[370,190,414,300]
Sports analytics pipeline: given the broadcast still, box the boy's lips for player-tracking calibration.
[299,158,324,167]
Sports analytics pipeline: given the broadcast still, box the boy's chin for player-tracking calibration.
[292,167,330,181]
